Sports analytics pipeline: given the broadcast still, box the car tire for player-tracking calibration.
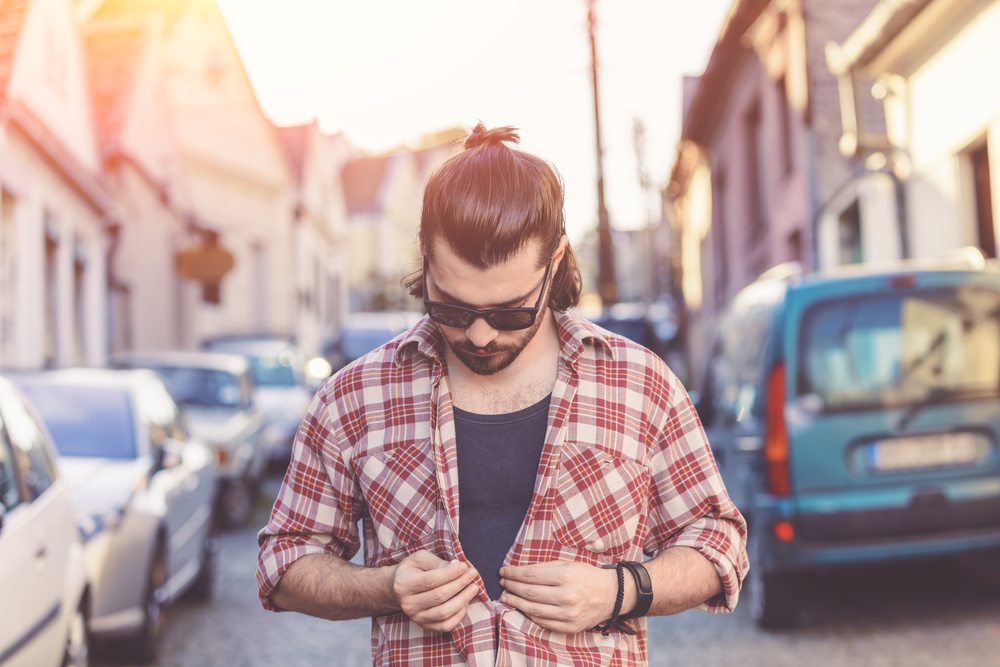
[123,544,167,664]
[748,526,798,629]
[62,599,90,667]
[219,478,252,528]
[183,519,219,602]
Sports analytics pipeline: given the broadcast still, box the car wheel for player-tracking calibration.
[220,479,252,528]
[183,519,219,602]
[124,544,167,664]
[748,526,798,629]
[62,600,89,667]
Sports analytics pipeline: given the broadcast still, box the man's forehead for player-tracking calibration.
[426,240,547,307]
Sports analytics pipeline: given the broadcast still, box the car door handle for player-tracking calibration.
[35,545,47,560]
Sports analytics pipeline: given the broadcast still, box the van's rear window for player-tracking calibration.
[798,288,1000,409]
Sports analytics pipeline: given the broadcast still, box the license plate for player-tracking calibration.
[870,433,981,472]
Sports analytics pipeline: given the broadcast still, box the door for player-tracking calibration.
[0,389,74,667]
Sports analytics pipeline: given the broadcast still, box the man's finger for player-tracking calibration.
[411,583,479,628]
[499,563,561,585]
[397,557,471,595]
[407,569,479,610]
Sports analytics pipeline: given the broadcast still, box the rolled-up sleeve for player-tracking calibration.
[643,378,749,613]
[256,389,363,611]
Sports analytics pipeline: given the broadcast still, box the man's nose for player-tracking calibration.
[466,316,499,348]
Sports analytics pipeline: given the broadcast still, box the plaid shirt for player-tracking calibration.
[258,310,747,666]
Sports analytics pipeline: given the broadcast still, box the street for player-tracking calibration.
[92,473,1000,667]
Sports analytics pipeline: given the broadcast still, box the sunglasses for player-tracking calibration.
[422,254,552,331]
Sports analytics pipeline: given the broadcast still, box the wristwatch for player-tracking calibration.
[618,561,653,620]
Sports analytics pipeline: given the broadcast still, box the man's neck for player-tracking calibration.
[445,313,561,415]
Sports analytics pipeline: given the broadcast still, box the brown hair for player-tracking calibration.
[403,122,582,312]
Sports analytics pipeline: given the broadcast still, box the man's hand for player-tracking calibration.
[499,561,623,634]
[392,550,480,633]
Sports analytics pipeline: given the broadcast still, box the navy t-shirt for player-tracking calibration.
[453,394,550,601]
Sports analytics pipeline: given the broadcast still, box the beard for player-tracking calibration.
[440,302,547,376]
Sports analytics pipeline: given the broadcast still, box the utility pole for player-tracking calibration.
[586,0,617,306]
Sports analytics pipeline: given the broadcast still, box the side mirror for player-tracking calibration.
[0,503,6,532]
[159,438,184,470]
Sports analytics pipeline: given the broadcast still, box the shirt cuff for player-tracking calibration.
[257,534,344,611]
[660,518,748,613]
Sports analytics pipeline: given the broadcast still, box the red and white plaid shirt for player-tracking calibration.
[258,310,747,666]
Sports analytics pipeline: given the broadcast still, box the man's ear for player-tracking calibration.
[551,235,569,271]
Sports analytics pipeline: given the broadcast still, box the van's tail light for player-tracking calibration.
[764,362,791,496]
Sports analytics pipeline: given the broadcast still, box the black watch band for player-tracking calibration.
[617,561,653,620]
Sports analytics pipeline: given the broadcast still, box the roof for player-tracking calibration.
[112,350,251,375]
[341,155,391,214]
[275,121,313,184]
[679,0,771,147]
[0,0,32,101]
[84,22,149,158]
[826,0,934,74]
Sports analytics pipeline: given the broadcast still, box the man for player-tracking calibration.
[257,123,747,665]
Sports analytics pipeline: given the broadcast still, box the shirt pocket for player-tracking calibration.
[551,441,649,553]
[355,439,438,553]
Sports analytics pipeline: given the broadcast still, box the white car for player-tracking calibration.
[12,369,217,664]
[112,352,268,528]
[0,375,89,667]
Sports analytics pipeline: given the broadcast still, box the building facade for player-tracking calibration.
[827,0,1000,264]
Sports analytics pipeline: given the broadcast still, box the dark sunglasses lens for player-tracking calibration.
[488,310,535,331]
[428,304,473,328]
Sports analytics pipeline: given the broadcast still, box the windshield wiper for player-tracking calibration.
[895,387,995,431]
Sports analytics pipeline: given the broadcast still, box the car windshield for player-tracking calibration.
[245,354,297,387]
[798,287,1000,409]
[18,385,136,459]
[340,329,398,360]
[152,367,243,406]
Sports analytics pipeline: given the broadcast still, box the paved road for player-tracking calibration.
[95,474,1000,667]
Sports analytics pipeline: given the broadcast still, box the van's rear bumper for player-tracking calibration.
[754,498,1000,573]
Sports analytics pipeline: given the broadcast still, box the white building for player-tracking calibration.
[0,0,111,369]
[826,0,1000,264]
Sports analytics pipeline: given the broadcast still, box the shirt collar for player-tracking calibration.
[393,310,615,369]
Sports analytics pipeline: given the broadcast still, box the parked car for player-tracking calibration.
[592,302,676,361]
[324,311,423,373]
[10,368,216,663]
[0,375,90,667]
[700,256,1000,629]
[112,351,267,527]
[200,336,316,467]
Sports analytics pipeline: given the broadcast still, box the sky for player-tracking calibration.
[214,0,733,243]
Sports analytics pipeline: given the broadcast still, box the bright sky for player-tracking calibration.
[215,0,732,243]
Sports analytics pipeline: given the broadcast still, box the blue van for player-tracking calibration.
[700,257,1000,628]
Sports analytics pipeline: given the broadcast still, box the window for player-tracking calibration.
[17,384,136,460]
[73,243,86,365]
[970,143,995,258]
[44,225,58,367]
[838,200,862,265]
[744,101,766,236]
[798,288,1000,409]
[777,76,793,176]
[0,386,56,500]
[0,422,23,513]
[0,191,17,365]
[712,169,729,309]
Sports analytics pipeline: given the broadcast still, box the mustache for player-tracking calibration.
[455,340,516,355]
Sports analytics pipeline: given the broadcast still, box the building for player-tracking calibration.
[89,0,299,347]
[664,0,883,387]
[826,0,1000,263]
[0,0,112,369]
[276,120,350,356]
[340,128,464,312]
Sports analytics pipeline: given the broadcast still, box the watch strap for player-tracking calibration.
[617,561,653,620]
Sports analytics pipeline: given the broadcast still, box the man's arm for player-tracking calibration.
[270,550,481,632]
[498,545,720,634]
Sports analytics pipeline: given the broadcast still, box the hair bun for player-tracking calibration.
[464,122,520,149]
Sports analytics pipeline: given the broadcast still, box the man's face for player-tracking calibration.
[424,242,552,376]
